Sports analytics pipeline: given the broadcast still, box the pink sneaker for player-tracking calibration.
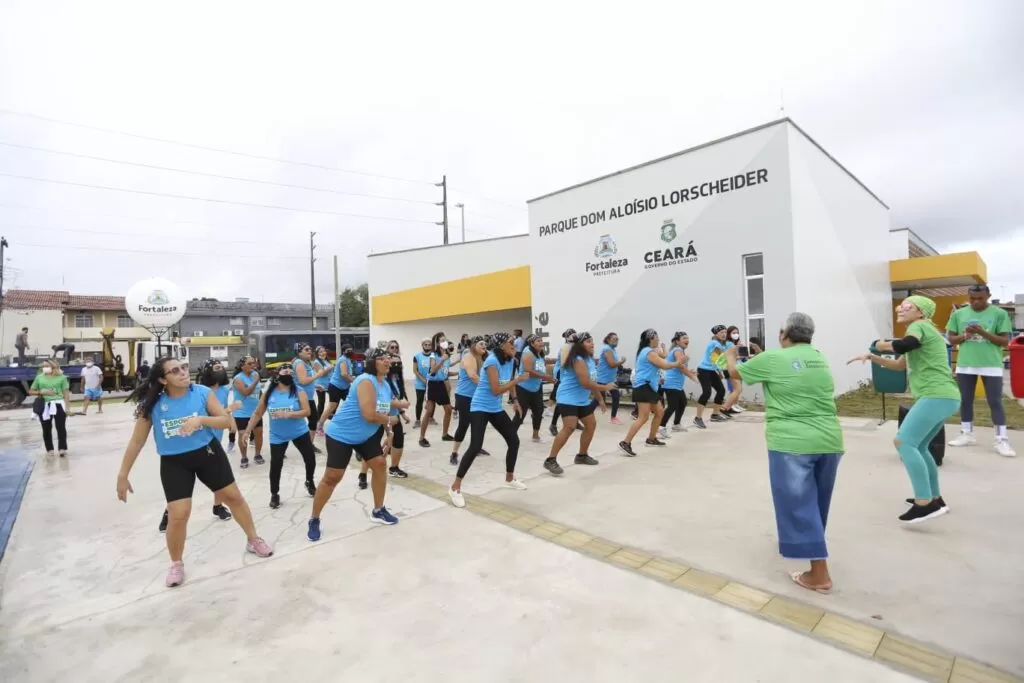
[610,417,622,425]
[246,537,274,558]
[165,561,185,588]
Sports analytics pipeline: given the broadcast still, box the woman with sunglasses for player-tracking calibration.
[513,334,555,443]
[357,368,412,488]
[418,332,457,448]
[199,360,241,520]
[447,333,527,508]
[231,356,265,468]
[312,346,333,422]
[385,340,410,424]
[117,358,273,588]
[449,336,491,466]
[619,329,685,457]
[308,348,402,541]
[292,345,329,452]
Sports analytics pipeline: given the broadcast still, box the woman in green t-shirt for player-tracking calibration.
[850,295,959,525]
[29,359,71,456]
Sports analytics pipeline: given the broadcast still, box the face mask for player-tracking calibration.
[42,367,53,375]
[278,375,294,387]
[213,371,228,385]
[609,340,618,347]
[730,333,740,341]
[439,341,449,351]
[85,362,93,368]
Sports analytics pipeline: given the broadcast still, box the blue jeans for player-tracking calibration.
[767,451,842,560]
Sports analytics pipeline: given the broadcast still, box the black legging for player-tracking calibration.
[457,410,520,479]
[697,368,726,406]
[452,393,473,443]
[270,432,317,492]
[513,386,544,432]
[661,389,687,426]
[415,388,426,421]
[306,399,320,432]
[590,389,620,416]
[40,403,68,452]
[316,389,327,420]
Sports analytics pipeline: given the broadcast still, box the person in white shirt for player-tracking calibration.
[80,359,105,415]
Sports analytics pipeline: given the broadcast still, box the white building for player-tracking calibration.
[368,119,988,397]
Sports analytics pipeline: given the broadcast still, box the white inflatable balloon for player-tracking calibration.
[125,278,186,330]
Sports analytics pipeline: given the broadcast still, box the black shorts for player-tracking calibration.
[328,385,349,403]
[160,438,236,503]
[426,380,450,406]
[632,385,661,405]
[233,416,258,431]
[556,402,596,419]
[326,429,385,469]
[390,420,405,450]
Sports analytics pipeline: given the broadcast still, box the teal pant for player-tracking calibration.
[895,398,959,499]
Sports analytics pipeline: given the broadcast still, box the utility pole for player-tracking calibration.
[333,255,341,357]
[454,203,465,242]
[0,237,8,316]
[309,231,317,329]
[435,175,449,245]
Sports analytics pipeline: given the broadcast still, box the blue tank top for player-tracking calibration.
[325,374,391,444]
[266,387,308,445]
[412,352,431,390]
[518,350,545,392]
[210,385,231,441]
[558,356,596,406]
[699,339,728,371]
[596,344,619,384]
[313,359,331,389]
[471,352,513,412]
[386,377,402,416]
[454,352,478,397]
[633,348,659,390]
[292,358,317,399]
[663,346,687,390]
[151,385,216,456]
[329,357,352,390]
[232,371,262,418]
[429,353,450,382]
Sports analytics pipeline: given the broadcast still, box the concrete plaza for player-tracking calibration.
[0,401,1020,682]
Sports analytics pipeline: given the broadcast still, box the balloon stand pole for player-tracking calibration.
[879,392,887,426]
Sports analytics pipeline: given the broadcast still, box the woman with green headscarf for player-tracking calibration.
[849,295,960,524]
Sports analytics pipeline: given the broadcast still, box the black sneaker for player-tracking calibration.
[543,457,564,476]
[631,410,639,419]
[449,453,459,466]
[479,448,491,456]
[270,494,281,509]
[693,417,707,430]
[305,480,316,497]
[618,441,637,457]
[549,424,558,437]
[721,408,738,416]
[389,466,408,478]
[709,414,727,423]
[905,496,948,510]
[419,438,431,448]
[312,444,323,454]
[358,473,368,490]
[645,438,666,447]
[254,454,266,465]
[898,499,948,524]
[574,454,599,466]
[239,456,250,469]
[721,411,734,420]
[158,509,168,533]
[212,504,232,521]
[442,434,455,442]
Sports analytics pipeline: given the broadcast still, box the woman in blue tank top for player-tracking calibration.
[198,360,243,522]
[619,329,686,457]
[242,365,318,509]
[231,356,265,469]
[596,332,625,423]
[317,344,356,433]
[447,333,527,509]
[544,332,618,476]
[312,346,333,424]
[292,345,328,452]
[694,325,731,428]
[357,371,410,490]
[116,357,273,589]
[450,336,491,467]
[308,348,405,541]
[657,332,700,438]
[512,334,555,443]
[417,331,457,448]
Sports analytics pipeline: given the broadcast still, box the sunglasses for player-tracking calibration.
[167,366,187,376]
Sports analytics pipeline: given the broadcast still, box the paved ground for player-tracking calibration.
[0,403,1020,682]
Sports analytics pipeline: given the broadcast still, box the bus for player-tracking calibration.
[247,329,370,371]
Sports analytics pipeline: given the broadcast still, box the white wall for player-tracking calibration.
[367,235,530,297]
[0,309,63,359]
[888,229,910,260]
[787,123,893,394]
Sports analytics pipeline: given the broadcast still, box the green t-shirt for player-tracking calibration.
[736,345,844,455]
[945,304,1011,368]
[905,321,960,400]
[31,373,70,402]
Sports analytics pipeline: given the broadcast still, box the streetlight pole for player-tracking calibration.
[454,203,465,242]
[0,237,8,316]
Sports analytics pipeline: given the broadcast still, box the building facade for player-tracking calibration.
[368,119,989,400]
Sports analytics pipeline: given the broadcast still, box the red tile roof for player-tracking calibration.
[67,295,127,311]
[1,289,69,310]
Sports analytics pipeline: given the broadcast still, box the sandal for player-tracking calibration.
[790,571,832,595]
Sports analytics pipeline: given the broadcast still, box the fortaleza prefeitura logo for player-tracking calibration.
[587,234,628,276]
[138,289,178,314]
[644,219,698,270]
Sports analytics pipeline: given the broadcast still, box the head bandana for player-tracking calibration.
[490,332,512,349]
[905,295,937,320]
[562,328,577,340]
[575,331,593,343]
[711,325,727,335]
[672,331,687,342]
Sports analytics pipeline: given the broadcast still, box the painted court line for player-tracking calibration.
[393,473,1021,683]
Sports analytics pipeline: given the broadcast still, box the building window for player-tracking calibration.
[229,317,244,325]
[74,313,94,328]
[267,317,282,327]
[250,316,265,327]
[743,253,765,347]
[116,314,134,328]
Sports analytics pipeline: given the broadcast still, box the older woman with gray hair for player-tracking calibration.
[724,312,844,594]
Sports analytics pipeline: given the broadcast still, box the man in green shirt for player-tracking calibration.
[724,312,843,595]
[945,284,1014,457]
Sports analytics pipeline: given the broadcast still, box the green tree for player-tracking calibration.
[338,283,369,327]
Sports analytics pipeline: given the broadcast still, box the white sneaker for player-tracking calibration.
[948,431,976,447]
[671,424,688,433]
[732,405,746,414]
[657,427,670,439]
[995,439,1016,458]
[504,479,528,490]
[531,436,546,444]
[448,488,465,508]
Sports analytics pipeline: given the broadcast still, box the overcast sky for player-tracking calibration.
[1,0,1022,306]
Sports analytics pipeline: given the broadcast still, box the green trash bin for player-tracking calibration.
[869,343,907,393]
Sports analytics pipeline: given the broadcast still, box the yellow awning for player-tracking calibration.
[182,336,245,345]
[889,252,987,290]
[371,266,531,325]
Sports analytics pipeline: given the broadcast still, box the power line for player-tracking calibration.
[10,240,309,260]
[0,140,437,206]
[0,107,435,186]
[449,188,525,212]
[0,201,270,232]
[0,172,438,223]
[2,223,296,250]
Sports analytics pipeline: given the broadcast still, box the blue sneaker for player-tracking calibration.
[307,517,322,542]
[371,507,399,525]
